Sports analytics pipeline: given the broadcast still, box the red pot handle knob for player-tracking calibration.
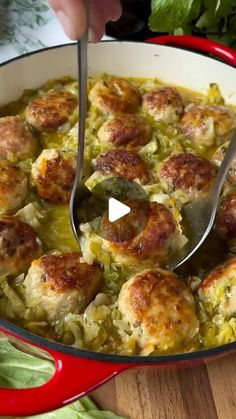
[0,327,130,417]
[147,35,236,67]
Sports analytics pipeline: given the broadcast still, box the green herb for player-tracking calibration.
[149,0,236,48]
[0,338,125,419]
[149,0,198,33]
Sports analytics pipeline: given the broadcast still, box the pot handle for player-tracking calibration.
[146,35,236,67]
[0,326,129,417]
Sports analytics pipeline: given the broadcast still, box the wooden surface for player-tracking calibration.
[91,352,236,419]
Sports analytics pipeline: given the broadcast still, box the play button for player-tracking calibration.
[108,198,130,222]
[79,177,149,242]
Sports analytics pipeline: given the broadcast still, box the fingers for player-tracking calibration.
[49,0,122,41]
[89,0,122,42]
[49,0,86,40]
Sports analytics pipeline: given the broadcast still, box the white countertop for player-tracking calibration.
[0,0,112,63]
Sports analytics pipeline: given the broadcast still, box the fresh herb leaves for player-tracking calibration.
[149,0,236,47]
[149,0,196,32]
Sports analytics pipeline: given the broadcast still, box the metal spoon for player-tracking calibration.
[70,0,91,243]
[167,130,236,270]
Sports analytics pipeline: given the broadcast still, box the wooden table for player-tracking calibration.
[92,352,236,419]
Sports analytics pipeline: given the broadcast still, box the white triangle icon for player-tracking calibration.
[108,198,131,223]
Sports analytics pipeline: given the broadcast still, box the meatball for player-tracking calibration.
[212,141,236,184]
[0,116,37,162]
[0,216,42,277]
[97,114,152,148]
[23,252,103,321]
[142,87,184,123]
[101,200,185,267]
[180,105,236,147]
[159,153,215,200]
[25,91,77,132]
[95,149,150,183]
[216,194,236,241]
[199,257,236,318]
[31,149,76,204]
[0,160,28,216]
[118,269,199,350]
[89,77,141,114]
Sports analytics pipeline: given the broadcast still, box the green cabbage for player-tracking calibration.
[0,337,126,418]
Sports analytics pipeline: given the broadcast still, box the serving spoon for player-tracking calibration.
[69,0,91,243]
[167,130,236,270]
[69,7,236,261]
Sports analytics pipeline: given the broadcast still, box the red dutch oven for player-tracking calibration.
[0,35,236,417]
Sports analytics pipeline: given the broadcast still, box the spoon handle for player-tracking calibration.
[210,131,236,212]
[69,1,89,239]
[75,0,88,185]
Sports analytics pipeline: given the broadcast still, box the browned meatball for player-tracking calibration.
[97,114,152,148]
[31,149,76,204]
[101,200,184,267]
[159,153,215,200]
[142,87,184,123]
[180,105,236,147]
[95,149,150,183]
[212,141,236,184]
[25,91,77,132]
[0,160,28,216]
[216,194,236,241]
[199,257,236,318]
[89,78,141,114]
[0,216,42,277]
[118,269,199,350]
[0,116,37,162]
[24,252,103,321]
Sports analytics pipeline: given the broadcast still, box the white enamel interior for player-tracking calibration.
[0,41,236,106]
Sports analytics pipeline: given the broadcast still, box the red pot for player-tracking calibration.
[0,35,236,416]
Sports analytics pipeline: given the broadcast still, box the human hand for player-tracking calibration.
[49,0,122,42]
